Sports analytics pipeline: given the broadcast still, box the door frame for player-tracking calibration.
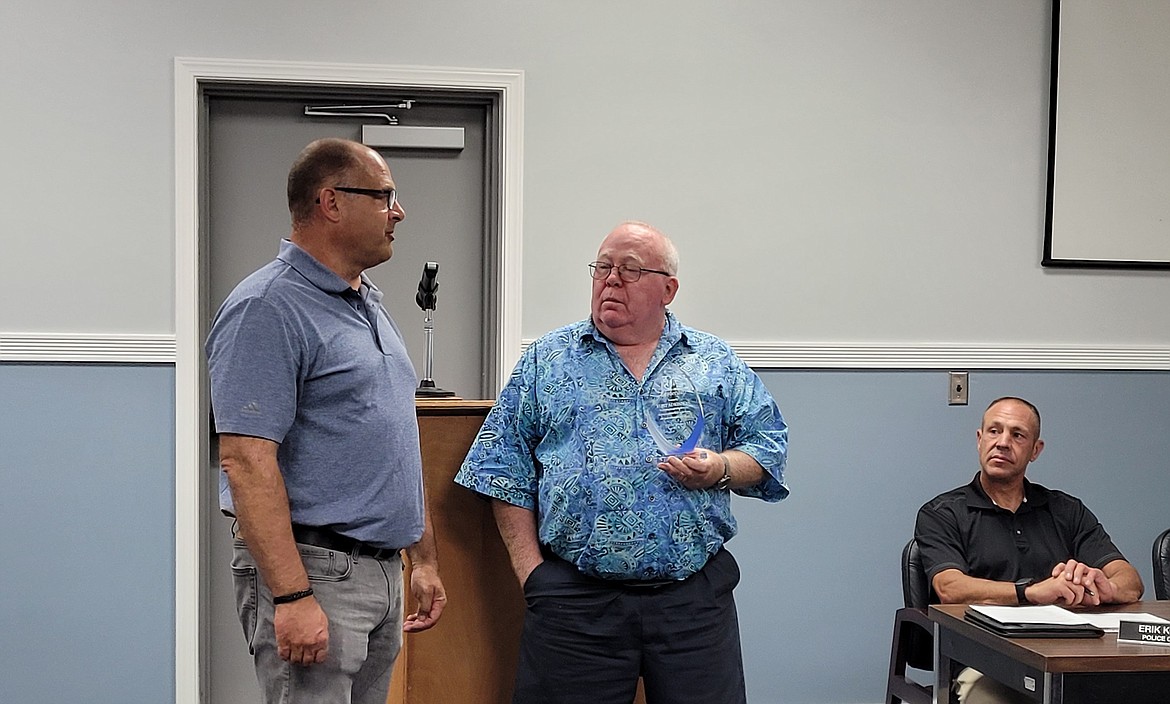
[174,57,523,704]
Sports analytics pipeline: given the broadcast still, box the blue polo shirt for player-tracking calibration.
[206,239,424,549]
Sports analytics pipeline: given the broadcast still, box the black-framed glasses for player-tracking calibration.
[588,261,673,283]
[333,186,398,210]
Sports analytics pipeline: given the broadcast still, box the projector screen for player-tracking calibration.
[1044,0,1170,268]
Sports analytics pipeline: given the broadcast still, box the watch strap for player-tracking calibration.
[713,453,732,491]
[1014,578,1033,605]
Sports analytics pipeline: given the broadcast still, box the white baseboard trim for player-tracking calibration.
[0,333,177,363]
[522,339,1170,371]
[3,333,1169,370]
[724,341,1170,370]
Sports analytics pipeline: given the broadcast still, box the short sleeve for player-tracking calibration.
[455,346,540,508]
[1064,497,1126,569]
[206,296,300,443]
[723,355,788,502]
[914,500,969,583]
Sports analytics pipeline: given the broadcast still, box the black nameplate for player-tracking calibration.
[1118,621,1170,647]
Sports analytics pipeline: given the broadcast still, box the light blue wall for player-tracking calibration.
[0,364,175,704]
[2,365,1166,703]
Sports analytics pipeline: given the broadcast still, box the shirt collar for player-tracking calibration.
[581,310,688,347]
[964,472,1049,512]
[277,239,355,295]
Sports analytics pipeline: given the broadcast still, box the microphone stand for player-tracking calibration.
[415,261,455,398]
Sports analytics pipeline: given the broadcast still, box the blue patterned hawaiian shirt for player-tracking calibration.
[455,312,788,581]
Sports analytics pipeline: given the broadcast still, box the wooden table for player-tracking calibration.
[929,602,1170,704]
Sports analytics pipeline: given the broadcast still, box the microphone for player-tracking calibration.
[414,261,455,398]
[415,261,439,311]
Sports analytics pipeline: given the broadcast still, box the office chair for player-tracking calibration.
[885,539,934,704]
[1154,528,1170,600]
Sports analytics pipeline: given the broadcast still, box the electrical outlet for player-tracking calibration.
[948,371,969,405]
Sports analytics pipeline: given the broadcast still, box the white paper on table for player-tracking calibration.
[1077,612,1170,632]
[967,604,1091,625]
[967,604,1170,632]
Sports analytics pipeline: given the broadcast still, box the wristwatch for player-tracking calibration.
[713,454,732,491]
[1014,578,1034,605]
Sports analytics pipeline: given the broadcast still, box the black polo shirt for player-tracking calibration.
[915,473,1125,586]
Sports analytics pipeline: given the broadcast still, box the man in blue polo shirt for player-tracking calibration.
[206,138,446,704]
[456,221,789,704]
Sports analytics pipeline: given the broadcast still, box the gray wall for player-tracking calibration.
[2,0,1169,344]
[3,1,1170,703]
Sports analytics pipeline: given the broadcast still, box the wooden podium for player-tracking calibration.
[389,399,647,704]
[388,400,523,704]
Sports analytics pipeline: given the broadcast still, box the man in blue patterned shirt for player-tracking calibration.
[455,221,788,704]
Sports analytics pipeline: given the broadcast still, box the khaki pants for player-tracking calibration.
[955,668,1034,704]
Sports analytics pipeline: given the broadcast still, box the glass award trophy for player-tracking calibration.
[644,369,705,457]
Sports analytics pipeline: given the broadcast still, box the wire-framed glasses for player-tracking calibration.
[588,261,672,283]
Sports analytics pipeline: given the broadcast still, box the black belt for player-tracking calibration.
[292,524,399,561]
[540,548,683,590]
[615,578,679,590]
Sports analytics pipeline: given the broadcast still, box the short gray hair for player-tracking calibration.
[287,138,366,226]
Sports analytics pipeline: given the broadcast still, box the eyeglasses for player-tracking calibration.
[333,186,398,210]
[588,261,673,283]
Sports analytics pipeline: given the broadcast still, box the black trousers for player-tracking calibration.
[512,548,747,704]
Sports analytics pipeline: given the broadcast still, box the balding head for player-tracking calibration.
[287,138,371,227]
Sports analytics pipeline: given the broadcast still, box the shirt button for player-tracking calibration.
[649,532,657,539]
[648,496,655,503]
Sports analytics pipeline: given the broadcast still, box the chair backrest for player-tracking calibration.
[1154,528,1170,601]
[901,538,931,608]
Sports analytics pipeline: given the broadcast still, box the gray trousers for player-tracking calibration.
[231,541,404,704]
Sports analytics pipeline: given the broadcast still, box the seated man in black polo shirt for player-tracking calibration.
[915,396,1143,704]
